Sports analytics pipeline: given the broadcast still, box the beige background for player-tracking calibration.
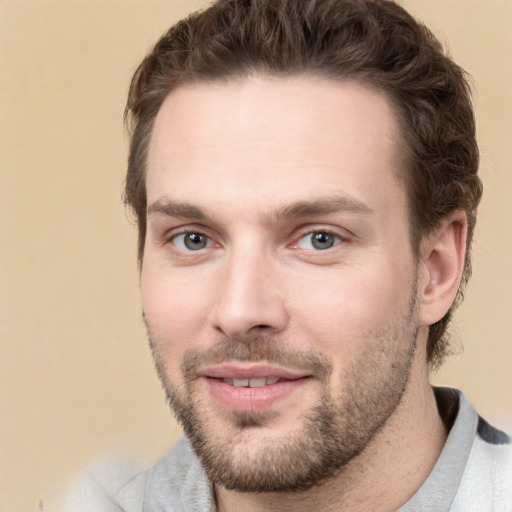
[0,1,511,510]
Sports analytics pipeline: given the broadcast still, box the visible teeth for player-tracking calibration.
[222,377,281,387]
[248,378,266,388]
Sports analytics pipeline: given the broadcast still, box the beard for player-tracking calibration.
[146,283,419,493]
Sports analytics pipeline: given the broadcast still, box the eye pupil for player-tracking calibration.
[311,232,335,250]
[184,233,207,250]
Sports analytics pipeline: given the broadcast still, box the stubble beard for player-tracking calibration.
[146,286,419,493]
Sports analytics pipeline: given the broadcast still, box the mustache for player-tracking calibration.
[180,336,332,383]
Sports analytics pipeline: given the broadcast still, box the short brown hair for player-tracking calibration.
[124,0,482,368]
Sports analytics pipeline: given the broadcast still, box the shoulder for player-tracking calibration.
[141,438,214,511]
[401,388,511,512]
[451,406,512,511]
[58,453,148,512]
[59,438,206,512]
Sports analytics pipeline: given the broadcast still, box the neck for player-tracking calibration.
[215,341,446,512]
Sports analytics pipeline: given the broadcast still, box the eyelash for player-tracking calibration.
[167,227,347,253]
[293,228,345,251]
[169,229,216,252]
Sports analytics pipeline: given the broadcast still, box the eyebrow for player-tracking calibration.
[273,196,374,220]
[147,200,206,220]
[147,195,373,222]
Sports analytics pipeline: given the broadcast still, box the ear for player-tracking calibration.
[418,212,468,327]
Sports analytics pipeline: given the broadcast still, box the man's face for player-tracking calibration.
[142,76,422,492]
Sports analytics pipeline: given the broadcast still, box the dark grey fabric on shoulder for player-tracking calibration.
[477,416,511,445]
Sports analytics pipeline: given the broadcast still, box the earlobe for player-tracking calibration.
[418,212,468,327]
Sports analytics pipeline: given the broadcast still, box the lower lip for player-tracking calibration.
[205,377,310,413]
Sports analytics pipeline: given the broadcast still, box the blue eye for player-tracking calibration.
[173,232,212,251]
[297,232,341,250]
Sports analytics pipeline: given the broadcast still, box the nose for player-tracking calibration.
[209,246,289,340]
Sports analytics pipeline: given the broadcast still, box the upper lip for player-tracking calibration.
[201,363,311,380]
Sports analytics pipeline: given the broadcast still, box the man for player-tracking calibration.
[71,0,511,510]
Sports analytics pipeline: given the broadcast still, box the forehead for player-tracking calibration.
[146,75,406,217]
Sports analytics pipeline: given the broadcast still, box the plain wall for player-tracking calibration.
[0,1,510,510]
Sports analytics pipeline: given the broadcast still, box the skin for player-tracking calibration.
[141,75,467,511]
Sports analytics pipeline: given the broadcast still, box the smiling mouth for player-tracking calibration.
[205,373,311,414]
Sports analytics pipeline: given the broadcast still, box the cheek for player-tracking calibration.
[141,263,216,365]
[142,254,212,317]
[289,265,414,350]
[291,271,379,318]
